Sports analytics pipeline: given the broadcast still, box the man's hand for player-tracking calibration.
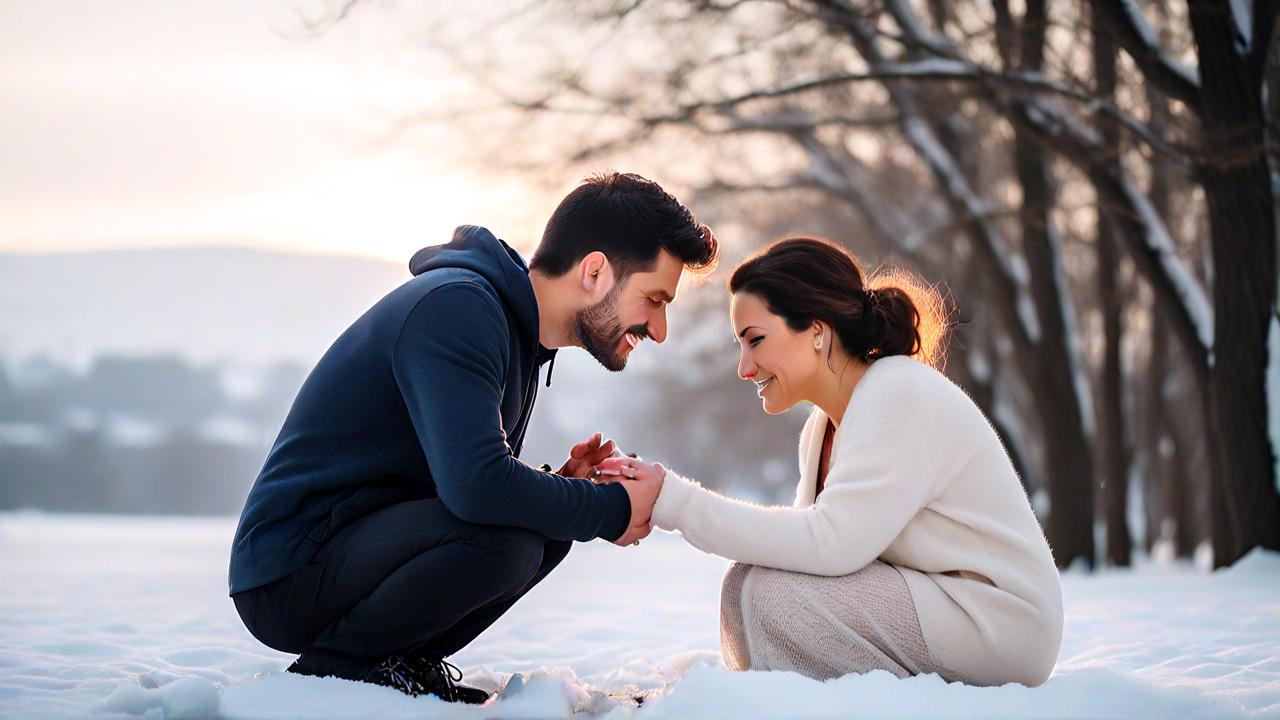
[614,518,652,547]
[594,457,666,547]
[556,432,623,479]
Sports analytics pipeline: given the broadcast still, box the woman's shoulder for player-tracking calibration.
[864,356,994,435]
[857,355,931,400]
[851,356,975,423]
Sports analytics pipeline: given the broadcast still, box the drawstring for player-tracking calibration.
[545,353,556,387]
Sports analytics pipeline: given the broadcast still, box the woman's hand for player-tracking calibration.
[593,456,666,547]
[593,456,667,484]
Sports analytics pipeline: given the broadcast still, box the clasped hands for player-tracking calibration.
[556,432,666,547]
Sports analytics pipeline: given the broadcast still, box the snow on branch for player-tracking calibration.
[876,1,1213,363]
[1116,176,1215,356]
[901,117,1042,344]
[1096,0,1201,111]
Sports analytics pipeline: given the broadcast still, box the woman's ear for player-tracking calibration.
[812,320,825,350]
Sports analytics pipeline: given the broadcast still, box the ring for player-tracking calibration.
[631,540,640,547]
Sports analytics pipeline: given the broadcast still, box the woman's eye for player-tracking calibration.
[749,336,764,346]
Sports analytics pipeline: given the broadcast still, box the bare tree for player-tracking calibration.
[341,0,1280,567]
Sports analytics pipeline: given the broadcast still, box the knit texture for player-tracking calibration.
[652,356,1063,687]
[720,561,947,681]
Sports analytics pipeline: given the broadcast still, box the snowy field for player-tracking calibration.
[1,513,1277,719]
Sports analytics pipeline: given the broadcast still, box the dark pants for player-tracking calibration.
[233,498,571,676]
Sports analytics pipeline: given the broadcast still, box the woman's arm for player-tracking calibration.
[609,367,938,576]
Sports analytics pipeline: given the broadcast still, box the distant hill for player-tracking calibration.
[0,246,411,365]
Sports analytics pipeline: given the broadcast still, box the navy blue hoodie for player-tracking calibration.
[228,226,631,594]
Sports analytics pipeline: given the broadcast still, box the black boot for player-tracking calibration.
[407,656,490,704]
[287,652,426,697]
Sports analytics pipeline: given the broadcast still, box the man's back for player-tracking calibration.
[228,226,628,594]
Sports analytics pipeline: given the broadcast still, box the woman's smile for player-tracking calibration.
[754,375,775,396]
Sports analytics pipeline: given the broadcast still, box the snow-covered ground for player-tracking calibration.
[1,513,1277,719]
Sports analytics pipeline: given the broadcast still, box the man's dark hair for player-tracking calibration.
[529,172,719,280]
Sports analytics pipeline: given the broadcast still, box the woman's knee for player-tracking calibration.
[720,563,754,608]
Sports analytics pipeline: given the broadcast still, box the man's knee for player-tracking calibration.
[542,538,572,572]
[475,527,546,593]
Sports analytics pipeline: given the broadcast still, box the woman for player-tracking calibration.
[596,237,1062,687]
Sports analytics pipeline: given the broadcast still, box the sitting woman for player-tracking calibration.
[597,237,1062,687]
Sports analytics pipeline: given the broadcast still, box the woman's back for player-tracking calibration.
[827,356,1063,685]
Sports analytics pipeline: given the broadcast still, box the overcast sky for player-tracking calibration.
[0,0,547,262]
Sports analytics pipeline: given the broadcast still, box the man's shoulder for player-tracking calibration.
[405,266,494,296]
[383,267,505,316]
[388,269,513,345]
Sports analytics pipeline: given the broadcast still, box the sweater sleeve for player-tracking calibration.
[393,281,631,542]
[651,366,936,576]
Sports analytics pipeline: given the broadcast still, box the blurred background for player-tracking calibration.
[2,0,1278,572]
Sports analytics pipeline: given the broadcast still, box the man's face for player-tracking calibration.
[575,249,684,371]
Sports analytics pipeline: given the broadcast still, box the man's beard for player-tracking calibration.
[574,286,647,372]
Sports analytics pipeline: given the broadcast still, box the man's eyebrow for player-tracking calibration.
[737,325,763,338]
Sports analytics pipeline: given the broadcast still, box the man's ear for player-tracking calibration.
[579,251,616,300]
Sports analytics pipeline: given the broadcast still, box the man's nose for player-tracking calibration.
[649,309,668,344]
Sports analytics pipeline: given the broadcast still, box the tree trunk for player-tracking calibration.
[1093,2,1131,567]
[1187,3,1280,566]
[1012,0,1096,568]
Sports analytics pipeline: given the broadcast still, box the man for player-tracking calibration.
[228,172,719,703]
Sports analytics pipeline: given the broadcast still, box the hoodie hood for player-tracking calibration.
[409,225,541,347]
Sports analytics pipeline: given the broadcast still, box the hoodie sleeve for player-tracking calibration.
[392,280,632,542]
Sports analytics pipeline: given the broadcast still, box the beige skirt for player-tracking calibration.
[720,561,952,681]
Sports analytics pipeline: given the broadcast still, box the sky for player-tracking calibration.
[0,0,546,262]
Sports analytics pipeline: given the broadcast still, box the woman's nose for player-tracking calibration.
[738,357,757,381]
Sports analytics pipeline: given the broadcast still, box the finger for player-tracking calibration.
[636,523,653,540]
[585,442,617,467]
[595,457,630,472]
[596,439,617,458]
[570,432,601,460]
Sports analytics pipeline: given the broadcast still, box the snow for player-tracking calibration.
[1230,0,1254,52]
[2,513,1278,719]
[1117,0,1202,87]
[1118,175,1215,359]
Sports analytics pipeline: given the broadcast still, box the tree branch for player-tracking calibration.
[1093,0,1202,111]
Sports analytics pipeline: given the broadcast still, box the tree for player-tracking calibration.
[346,0,1280,566]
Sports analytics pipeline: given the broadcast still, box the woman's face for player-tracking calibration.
[730,291,824,415]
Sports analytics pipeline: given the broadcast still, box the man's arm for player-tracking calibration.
[392,281,631,542]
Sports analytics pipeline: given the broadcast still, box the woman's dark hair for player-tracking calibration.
[729,236,947,368]
[530,172,719,280]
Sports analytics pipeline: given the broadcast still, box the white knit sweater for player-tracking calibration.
[652,356,1063,686]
